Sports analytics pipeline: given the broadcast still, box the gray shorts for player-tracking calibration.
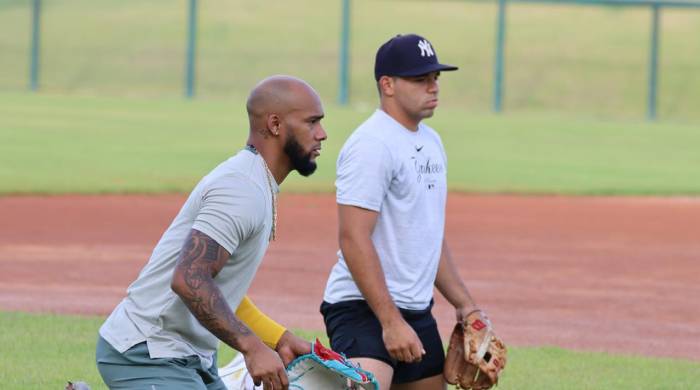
[95,335,226,390]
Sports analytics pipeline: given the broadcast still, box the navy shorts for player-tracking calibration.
[320,299,445,384]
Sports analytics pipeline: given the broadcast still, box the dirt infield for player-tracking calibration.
[1,194,698,361]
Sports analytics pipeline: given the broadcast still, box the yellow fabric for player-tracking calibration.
[235,295,286,349]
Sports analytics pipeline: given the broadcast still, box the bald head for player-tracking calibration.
[244,75,327,181]
[246,75,320,120]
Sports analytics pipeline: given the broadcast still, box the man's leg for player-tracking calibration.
[391,374,446,390]
[390,305,446,390]
[350,357,394,390]
[96,335,208,390]
[321,301,399,387]
[203,352,227,390]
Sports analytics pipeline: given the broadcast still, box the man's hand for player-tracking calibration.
[456,304,479,324]
[382,318,425,363]
[275,330,311,367]
[242,338,289,390]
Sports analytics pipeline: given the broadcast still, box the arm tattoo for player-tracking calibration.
[176,230,252,348]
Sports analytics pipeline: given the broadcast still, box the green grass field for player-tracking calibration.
[2,1,700,388]
[2,312,699,390]
[2,91,699,195]
[1,0,700,120]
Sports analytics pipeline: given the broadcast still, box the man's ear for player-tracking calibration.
[378,76,395,97]
[266,114,281,136]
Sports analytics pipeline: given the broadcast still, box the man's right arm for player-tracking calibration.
[338,204,425,363]
[171,229,288,389]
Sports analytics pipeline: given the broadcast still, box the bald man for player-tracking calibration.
[96,75,327,390]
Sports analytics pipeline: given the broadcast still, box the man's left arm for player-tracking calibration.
[434,239,479,322]
[236,296,311,366]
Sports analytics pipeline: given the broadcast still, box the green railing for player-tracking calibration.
[332,0,700,120]
[23,0,699,119]
[28,0,40,92]
[184,0,197,99]
[490,0,700,120]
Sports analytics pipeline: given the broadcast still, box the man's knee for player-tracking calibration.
[391,373,446,390]
[350,357,393,390]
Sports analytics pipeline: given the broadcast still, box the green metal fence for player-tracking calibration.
[489,0,700,120]
[6,0,700,120]
[336,0,700,120]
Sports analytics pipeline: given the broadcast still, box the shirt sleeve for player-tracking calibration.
[436,132,448,172]
[335,134,393,212]
[192,175,264,255]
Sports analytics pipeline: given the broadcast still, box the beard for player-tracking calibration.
[284,133,317,177]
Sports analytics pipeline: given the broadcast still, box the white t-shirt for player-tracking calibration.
[323,109,448,310]
[99,148,278,369]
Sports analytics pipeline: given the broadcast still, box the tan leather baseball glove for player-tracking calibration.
[444,310,507,390]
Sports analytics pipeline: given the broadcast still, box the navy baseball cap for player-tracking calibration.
[374,34,458,81]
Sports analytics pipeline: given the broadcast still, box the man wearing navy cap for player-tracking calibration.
[321,34,484,389]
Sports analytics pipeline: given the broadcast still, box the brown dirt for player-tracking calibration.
[1,194,698,361]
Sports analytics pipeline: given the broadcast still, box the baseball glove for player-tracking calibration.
[443,310,507,390]
[220,338,378,390]
[285,338,378,390]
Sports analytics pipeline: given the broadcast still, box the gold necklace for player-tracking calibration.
[246,145,277,241]
[260,156,277,241]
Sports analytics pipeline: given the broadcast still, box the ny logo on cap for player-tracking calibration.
[417,40,435,57]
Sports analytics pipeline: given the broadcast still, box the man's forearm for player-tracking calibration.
[236,296,287,349]
[171,229,261,353]
[176,274,259,352]
[435,239,477,310]
[341,233,402,326]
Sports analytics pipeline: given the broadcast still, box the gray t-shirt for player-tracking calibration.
[100,148,278,369]
[323,109,448,310]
